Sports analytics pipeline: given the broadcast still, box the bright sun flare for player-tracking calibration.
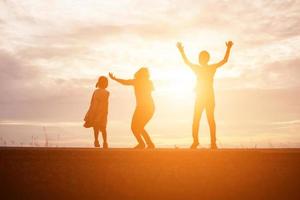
[153,69,196,100]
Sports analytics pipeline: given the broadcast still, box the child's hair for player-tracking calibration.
[96,76,108,89]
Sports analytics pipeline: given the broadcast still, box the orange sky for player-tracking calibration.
[0,0,300,147]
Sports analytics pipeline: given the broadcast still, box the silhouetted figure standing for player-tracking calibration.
[177,41,233,149]
[109,68,155,149]
[84,76,109,148]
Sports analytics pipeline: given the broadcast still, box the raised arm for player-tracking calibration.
[109,72,134,85]
[212,41,233,68]
[176,42,198,72]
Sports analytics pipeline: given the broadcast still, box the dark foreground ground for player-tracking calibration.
[1,147,300,200]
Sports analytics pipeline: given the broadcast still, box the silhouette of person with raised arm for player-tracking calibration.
[176,41,233,149]
[84,76,109,148]
[109,68,155,149]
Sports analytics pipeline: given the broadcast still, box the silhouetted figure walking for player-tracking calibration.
[84,76,109,148]
[109,68,155,149]
[177,41,233,149]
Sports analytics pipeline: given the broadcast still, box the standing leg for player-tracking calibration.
[206,106,217,149]
[191,99,204,149]
[101,128,108,149]
[93,127,100,148]
[141,108,155,149]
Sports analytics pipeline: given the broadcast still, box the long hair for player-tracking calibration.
[134,67,149,80]
[134,67,154,91]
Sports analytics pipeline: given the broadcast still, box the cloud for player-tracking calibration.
[182,0,300,46]
[271,120,300,125]
[216,57,300,90]
[0,50,41,101]
[0,50,38,78]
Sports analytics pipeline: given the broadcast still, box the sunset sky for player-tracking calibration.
[0,0,300,148]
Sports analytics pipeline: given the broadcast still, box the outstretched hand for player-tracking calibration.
[109,72,116,80]
[226,41,233,48]
[176,42,184,51]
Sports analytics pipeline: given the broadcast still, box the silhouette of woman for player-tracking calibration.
[177,41,233,149]
[109,68,155,149]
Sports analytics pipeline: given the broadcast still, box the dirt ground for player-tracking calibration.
[1,147,300,200]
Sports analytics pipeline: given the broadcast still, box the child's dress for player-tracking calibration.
[84,88,109,130]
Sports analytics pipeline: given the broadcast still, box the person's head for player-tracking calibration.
[96,76,108,89]
[134,67,154,91]
[198,50,210,65]
[134,67,150,81]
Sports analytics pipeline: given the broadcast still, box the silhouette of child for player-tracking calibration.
[84,76,109,148]
[177,41,233,149]
[109,68,155,149]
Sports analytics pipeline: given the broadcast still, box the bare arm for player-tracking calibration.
[212,41,233,68]
[176,42,198,72]
[109,72,134,85]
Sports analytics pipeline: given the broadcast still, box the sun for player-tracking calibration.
[153,68,196,100]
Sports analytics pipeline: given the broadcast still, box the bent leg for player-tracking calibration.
[140,109,155,148]
[141,130,155,148]
[131,110,145,148]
